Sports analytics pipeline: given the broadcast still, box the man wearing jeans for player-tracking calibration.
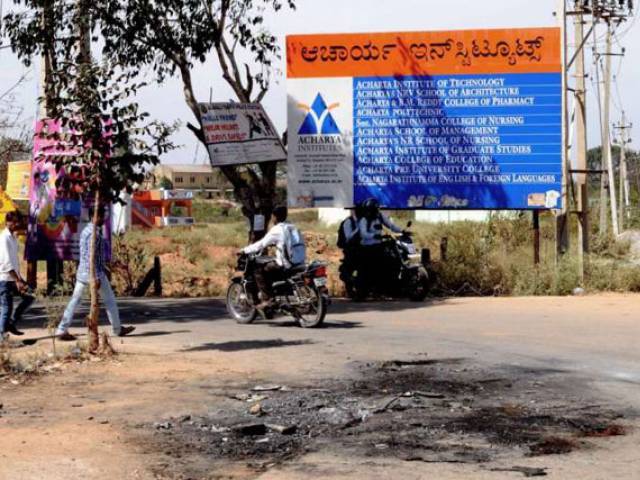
[0,211,35,340]
[55,205,135,341]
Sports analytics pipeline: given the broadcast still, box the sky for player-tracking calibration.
[1,0,638,165]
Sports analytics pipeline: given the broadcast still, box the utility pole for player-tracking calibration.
[585,0,634,237]
[557,0,570,259]
[596,46,609,235]
[574,6,590,272]
[601,22,620,236]
[614,111,633,223]
[562,0,632,261]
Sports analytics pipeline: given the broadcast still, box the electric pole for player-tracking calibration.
[574,6,590,271]
[594,48,609,235]
[557,0,570,258]
[601,22,620,236]
[614,112,633,224]
[581,0,634,238]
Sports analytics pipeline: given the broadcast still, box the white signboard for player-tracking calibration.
[199,103,286,166]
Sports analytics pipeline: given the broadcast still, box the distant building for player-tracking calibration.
[152,164,230,194]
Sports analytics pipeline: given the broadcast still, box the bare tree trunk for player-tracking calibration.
[87,192,101,352]
[77,0,101,352]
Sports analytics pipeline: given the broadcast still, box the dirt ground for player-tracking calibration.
[1,294,639,479]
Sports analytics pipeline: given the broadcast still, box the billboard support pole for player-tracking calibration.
[533,210,540,266]
[557,0,570,260]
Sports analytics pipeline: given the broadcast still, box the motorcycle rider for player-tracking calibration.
[240,205,305,310]
[358,198,404,290]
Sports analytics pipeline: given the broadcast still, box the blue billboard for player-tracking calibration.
[287,27,563,210]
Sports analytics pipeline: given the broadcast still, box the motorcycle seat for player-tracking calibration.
[287,264,307,275]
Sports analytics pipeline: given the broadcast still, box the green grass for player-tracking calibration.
[192,199,245,224]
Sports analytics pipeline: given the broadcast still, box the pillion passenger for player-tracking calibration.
[337,202,365,283]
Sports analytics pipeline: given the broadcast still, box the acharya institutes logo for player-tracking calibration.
[297,94,341,135]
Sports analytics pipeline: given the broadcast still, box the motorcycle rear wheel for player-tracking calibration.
[409,267,431,302]
[294,286,327,328]
[226,281,258,324]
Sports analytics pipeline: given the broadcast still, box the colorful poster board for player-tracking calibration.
[287,28,563,209]
[0,188,18,225]
[25,119,111,261]
[5,160,32,200]
[199,103,286,166]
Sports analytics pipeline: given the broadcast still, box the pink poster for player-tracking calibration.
[26,119,111,261]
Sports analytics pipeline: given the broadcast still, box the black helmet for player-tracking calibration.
[363,198,380,217]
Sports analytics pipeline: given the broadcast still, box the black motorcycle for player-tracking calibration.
[341,224,432,302]
[226,254,330,328]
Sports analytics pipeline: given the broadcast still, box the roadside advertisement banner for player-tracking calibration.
[199,103,286,166]
[0,188,18,225]
[26,119,111,261]
[5,160,32,200]
[287,27,563,209]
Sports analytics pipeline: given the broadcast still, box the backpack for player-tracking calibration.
[283,224,306,266]
[337,217,358,250]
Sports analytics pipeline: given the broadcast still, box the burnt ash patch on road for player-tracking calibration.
[141,358,634,478]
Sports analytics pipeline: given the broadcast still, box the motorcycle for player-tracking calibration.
[341,222,432,302]
[226,253,330,328]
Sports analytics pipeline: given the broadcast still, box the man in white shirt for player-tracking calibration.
[0,211,34,339]
[241,206,297,309]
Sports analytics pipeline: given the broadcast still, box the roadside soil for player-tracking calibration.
[1,294,639,479]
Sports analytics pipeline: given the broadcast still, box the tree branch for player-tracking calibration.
[186,122,205,143]
[219,35,249,102]
[214,40,246,102]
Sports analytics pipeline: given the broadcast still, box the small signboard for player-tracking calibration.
[5,160,32,200]
[286,27,563,210]
[199,103,286,166]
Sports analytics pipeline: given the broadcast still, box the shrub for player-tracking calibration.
[192,200,243,224]
[110,234,153,295]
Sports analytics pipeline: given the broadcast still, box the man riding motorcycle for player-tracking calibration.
[358,198,404,290]
[240,205,305,310]
[358,198,403,246]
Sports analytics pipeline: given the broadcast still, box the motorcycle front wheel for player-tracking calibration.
[294,286,328,328]
[226,280,258,324]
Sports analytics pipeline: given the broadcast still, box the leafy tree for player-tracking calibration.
[3,0,174,351]
[0,72,31,162]
[95,0,295,238]
[158,176,173,190]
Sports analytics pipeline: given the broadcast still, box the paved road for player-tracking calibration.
[23,293,640,405]
[12,294,640,480]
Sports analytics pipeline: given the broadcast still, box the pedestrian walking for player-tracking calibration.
[55,205,135,341]
[0,211,35,340]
